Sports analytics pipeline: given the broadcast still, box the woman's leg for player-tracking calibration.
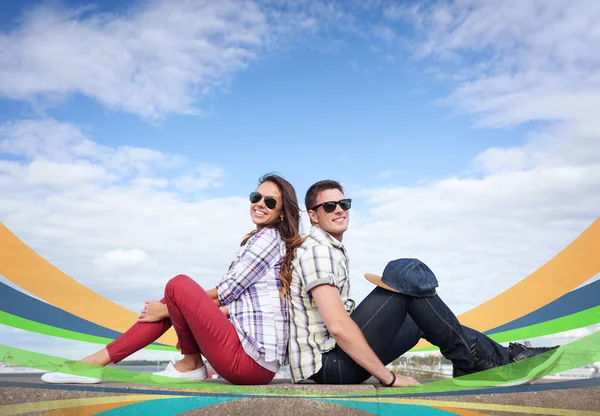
[42,299,180,383]
[104,299,175,364]
[163,274,275,385]
[81,298,204,371]
[105,298,205,373]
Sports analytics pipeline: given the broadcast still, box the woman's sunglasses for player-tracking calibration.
[310,198,352,213]
[249,191,279,210]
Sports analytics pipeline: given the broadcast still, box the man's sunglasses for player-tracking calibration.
[310,198,352,213]
[249,192,279,210]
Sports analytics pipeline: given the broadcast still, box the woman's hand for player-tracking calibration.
[219,306,229,317]
[138,300,168,322]
[206,287,221,307]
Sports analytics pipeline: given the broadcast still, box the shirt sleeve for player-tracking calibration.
[298,245,339,292]
[216,229,282,306]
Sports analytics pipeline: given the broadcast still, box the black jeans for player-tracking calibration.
[312,287,509,384]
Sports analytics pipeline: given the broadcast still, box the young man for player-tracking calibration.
[288,180,558,386]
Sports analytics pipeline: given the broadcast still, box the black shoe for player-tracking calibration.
[508,342,559,362]
[507,342,563,384]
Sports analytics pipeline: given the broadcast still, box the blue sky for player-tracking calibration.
[0,0,531,197]
[0,0,599,360]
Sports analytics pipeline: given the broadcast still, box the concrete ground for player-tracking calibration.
[1,374,599,415]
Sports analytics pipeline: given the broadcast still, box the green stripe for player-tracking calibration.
[1,327,599,397]
[0,311,177,352]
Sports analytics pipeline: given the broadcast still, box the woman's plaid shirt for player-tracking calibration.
[217,227,289,368]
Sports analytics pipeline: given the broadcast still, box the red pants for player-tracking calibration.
[106,274,275,385]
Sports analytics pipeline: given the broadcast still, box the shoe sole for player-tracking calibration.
[41,377,101,384]
[521,347,565,384]
[451,377,530,388]
[150,375,208,384]
[452,348,565,388]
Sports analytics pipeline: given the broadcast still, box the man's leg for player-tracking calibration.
[313,287,477,383]
[380,317,511,366]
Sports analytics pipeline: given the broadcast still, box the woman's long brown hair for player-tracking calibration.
[241,173,303,297]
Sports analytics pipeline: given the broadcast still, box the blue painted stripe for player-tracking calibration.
[0,281,168,346]
[486,279,600,334]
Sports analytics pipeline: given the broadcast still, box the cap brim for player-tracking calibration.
[364,273,400,293]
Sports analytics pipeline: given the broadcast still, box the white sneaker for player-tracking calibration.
[41,371,102,384]
[151,360,208,383]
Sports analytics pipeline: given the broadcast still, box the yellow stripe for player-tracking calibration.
[0,222,178,346]
[0,394,177,416]
[338,397,600,416]
[39,399,147,415]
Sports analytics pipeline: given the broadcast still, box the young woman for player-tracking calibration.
[41,173,303,385]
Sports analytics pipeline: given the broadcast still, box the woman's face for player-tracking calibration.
[250,181,283,229]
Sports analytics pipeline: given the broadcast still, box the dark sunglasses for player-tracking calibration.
[310,198,352,213]
[249,191,279,210]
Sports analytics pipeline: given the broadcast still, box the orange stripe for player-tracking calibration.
[0,222,177,345]
[434,406,489,415]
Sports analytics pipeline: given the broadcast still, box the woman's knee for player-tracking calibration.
[165,274,194,295]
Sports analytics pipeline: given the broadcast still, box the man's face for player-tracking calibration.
[308,188,350,241]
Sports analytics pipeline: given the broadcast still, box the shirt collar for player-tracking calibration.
[309,226,347,253]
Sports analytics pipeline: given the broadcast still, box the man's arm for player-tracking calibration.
[311,284,418,387]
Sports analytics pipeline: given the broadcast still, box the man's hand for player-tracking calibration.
[392,374,419,387]
[380,372,419,387]
[138,300,168,322]
[219,306,230,317]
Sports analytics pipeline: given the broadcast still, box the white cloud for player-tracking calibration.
[173,164,225,193]
[343,0,600,313]
[0,1,329,120]
[397,0,600,128]
[93,249,157,272]
[0,118,242,308]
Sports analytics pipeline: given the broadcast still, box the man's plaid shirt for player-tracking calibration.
[287,226,351,382]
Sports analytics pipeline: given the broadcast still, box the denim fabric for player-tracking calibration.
[383,316,511,366]
[381,259,438,297]
[312,287,509,384]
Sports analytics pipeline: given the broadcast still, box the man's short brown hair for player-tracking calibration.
[305,180,344,211]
